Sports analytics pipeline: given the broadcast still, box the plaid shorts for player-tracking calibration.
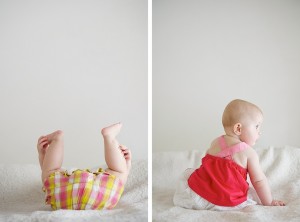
[43,168,124,210]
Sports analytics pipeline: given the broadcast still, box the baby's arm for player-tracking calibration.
[247,149,285,206]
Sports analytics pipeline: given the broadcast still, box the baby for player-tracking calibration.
[173,99,285,210]
[37,122,131,210]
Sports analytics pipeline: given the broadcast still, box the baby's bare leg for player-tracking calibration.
[101,123,127,174]
[41,130,64,182]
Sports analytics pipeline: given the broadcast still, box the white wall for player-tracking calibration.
[0,0,147,168]
[153,0,300,152]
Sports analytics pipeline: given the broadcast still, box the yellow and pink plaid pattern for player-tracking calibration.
[43,168,124,210]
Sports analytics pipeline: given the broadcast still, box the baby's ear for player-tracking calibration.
[233,123,242,135]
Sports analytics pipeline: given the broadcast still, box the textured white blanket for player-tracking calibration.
[153,146,300,222]
[0,160,147,222]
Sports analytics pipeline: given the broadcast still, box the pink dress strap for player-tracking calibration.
[216,136,249,159]
[218,135,228,151]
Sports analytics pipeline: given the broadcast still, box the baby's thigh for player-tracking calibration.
[42,168,64,182]
[105,168,128,184]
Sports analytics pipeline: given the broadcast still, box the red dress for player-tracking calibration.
[188,136,249,207]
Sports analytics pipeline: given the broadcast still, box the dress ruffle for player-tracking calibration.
[43,168,124,210]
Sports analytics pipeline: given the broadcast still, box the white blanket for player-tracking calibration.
[153,146,300,222]
[0,160,147,222]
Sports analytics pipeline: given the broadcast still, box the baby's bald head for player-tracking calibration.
[222,99,263,128]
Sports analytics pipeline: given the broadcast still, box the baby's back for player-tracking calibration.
[206,136,252,169]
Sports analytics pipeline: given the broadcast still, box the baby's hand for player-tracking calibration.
[119,145,131,161]
[271,200,285,206]
[37,136,49,152]
[119,145,132,170]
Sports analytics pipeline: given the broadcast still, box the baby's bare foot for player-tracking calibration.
[45,130,63,142]
[37,130,63,154]
[101,122,122,138]
[37,130,63,170]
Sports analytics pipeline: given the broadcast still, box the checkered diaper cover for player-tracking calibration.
[43,168,124,210]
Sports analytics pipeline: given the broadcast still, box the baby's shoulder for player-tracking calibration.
[239,144,257,159]
[206,137,221,155]
[210,137,220,147]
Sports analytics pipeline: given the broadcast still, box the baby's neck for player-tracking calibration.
[224,133,242,144]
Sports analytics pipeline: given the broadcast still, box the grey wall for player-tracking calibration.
[153,0,300,152]
[0,0,148,168]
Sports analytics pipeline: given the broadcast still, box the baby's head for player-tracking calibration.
[222,99,263,146]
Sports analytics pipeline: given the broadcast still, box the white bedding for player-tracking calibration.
[153,146,300,222]
[0,160,147,222]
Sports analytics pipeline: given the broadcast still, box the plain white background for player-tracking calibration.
[153,0,300,152]
[0,0,147,168]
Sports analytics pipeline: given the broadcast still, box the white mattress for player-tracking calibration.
[0,160,147,222]
[153,146,300,222]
